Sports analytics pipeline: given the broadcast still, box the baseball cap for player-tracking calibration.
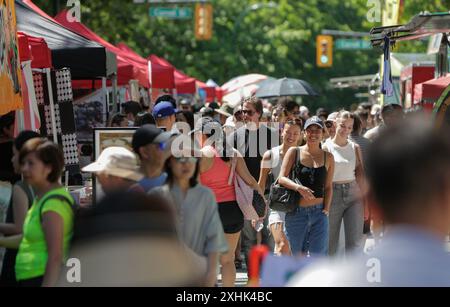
[325,112,339,123]
[82,147,144,181]
[215,103,233,118]
[132,124,173,153]
[179,99,191,106]
[192,117,223,135]
[152,101,177,119]
[304,116,324,130]
[381,103,402,115]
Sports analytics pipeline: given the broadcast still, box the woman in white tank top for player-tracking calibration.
[323,111,366,256]
[259,120,303,256]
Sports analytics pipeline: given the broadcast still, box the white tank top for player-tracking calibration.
[324,138,356,182]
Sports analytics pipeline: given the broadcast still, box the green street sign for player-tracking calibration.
[149,7,192,19]
[335,39,372,50]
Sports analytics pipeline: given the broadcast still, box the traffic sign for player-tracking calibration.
[149,7,192,19]
[335,39,372,50]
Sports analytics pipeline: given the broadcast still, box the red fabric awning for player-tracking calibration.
[18,32,52,68]
[414,75,450,105]
[55,10,149,88]
[18,33,32,62]
[148,54,196,94]
[116,43,175,89]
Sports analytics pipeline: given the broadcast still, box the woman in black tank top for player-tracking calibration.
[279,116,335,256]
[0,131,39,286]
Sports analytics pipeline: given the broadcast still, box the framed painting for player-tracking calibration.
[92,127,137,203]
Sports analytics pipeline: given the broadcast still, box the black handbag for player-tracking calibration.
[268,147,301,213]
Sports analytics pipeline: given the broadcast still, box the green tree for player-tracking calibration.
[31,0,448,111]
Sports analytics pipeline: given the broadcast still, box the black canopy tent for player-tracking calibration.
[15,0,117,79]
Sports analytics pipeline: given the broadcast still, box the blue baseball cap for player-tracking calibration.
[152,101,177,119]
[304,116,324,130]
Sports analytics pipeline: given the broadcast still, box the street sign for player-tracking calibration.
[149,7,192,19]
[335,39,372,50]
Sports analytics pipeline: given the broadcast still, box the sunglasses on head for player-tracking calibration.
[286,119,303,127]
[174,157,198,164]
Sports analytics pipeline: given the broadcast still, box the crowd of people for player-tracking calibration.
[1,93,450,287]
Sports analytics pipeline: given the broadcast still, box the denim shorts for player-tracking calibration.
[284,204,329,256]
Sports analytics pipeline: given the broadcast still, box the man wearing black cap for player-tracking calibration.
[131,124,173,193]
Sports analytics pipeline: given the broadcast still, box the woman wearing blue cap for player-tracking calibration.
[279,116,334,256]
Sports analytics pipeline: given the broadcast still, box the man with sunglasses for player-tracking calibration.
[228,96,279,269]
[131,124,174,193]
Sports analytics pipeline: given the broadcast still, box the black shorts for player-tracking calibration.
[218,201,244,234]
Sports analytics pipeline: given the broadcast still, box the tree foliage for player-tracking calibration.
[32,0,449,111]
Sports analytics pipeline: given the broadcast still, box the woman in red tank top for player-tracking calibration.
[197,118,264,287]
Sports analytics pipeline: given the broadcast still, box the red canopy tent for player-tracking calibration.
[17,32,52,131]
[54,10,150,88]
[148,55,220,101]
[18,32,52,69]
[148,54,196,94]
[116,43,175,89]
[195,80,215,102]
[414,75,450,111]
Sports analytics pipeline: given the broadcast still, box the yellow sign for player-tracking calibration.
[382,0,403,26]
[0,0,23,115]
[195,3,213,41]
[316,35,333,68]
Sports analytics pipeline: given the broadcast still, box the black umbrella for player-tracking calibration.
[255,77,319,98]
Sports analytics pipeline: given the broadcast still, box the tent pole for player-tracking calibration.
[148,60,153,107]
[437,34,449,78]
[45,68,58,144]
[112,74,118,113]
[102,77,109,125]
[25,62,37,131]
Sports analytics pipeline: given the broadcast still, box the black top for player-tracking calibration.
[297,149,327,198]
[0,181,34,286]
[0,141,19,184]
[229,125,280,181]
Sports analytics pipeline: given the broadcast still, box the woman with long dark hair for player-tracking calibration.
[197,117,265,287]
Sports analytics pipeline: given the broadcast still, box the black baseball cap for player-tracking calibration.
[132,124,172,153]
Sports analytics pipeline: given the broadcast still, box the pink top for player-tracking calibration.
[200,146,237,203]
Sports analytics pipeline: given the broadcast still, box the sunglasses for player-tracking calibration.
[174,157,198,164]
[325,121,334,128]
[242,109,255,116]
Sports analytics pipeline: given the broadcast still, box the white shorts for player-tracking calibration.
[268,209,286,227]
